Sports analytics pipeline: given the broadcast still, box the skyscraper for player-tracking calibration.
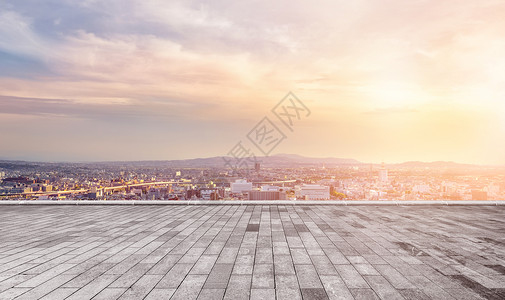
[379,162,388,184]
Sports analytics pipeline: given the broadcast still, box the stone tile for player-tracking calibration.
[144,288,176,300]
[312,255,338,275]
[252,264,274,289]
[156,264,193,289]
[301,288,329,300]
[190,255,218,275]
[375,264,415,289]
[335,264,369,289]
[0,287,31,300]
[197,288,225,300]
[2,205,505,300]
[363,275,405,300]
[350,288,380,300]
[66,274,119,300]
[93,287,127,300]
[224,274,251,300]
[204,263,233,289]
[277,287,302,300]
[233,255,254,275]
[39,287,79,300]
[171,274,207,300]
[295,264,323,289]
[320,275,354,300]
[250,288,276,300]
[274,254,296,275]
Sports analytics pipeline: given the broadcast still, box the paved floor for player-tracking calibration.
[0,205,504,300]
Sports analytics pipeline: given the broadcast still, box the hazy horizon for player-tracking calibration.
[1,153,503,167]
[1,1,505,164]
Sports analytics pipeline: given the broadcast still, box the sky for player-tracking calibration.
[1,0,505,164]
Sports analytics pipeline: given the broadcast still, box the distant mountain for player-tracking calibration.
[89,154,362,168]
[392,161,479,168]
[265,154,361,166]
[0,154,361,169]
[0,156,493,169]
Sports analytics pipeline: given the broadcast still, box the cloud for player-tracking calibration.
[0,10,50,60]
[1,0,505,162]
[364,107,419,115]
[0,94,217,121]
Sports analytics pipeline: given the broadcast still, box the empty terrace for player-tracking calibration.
[0,204,504,300]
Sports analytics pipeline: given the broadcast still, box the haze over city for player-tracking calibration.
[2,3,505,300]
[1,0,505,164]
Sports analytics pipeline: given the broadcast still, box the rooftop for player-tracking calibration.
[0,204,504,299]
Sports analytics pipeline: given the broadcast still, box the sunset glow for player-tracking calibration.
[1,1,505,164]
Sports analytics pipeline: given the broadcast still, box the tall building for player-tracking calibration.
[255,162,261,172]
[378,162,388,184]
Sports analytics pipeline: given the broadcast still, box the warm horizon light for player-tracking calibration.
[1,1,505,164]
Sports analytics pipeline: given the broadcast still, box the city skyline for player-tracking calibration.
[1,1,505,164]
[0,153,503,167]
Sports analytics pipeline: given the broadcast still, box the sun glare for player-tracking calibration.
[365,81,425,109]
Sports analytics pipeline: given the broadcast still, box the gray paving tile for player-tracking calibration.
[144,288,176,300]
[223,274,251,300]
[320,275,354,300]
[364,275,404,300]
[274,254,296,275]
[335,264,369,289]
[295,264,323,289]
[250,288,276,300]
[0,287,31,300]
[204,263,233,289]
[39,287,79,300]
[156,263,193,289]
[301,288,329,300]
[252,264,274,288]
[1,205,505,300]
[190,255,218,275]
[15,274,75,300]
[66,274,119,300]
[350,288,380,300]
[197,288,225,300]
[92,287,128,300]
[171,274,207,300]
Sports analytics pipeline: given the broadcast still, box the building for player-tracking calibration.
[378,163,388,184]
[88,186,104,199]
[255,162,261,172]
[200,188,222,200]
[412,184,430,193]
[472,190,488,200]
[295,184,330,200]
[261,185,280,191]
[147,188,161,200]
[248,190,286,200]
[231,179,252,194]
[11,186,32,194]
[487,184,500,199]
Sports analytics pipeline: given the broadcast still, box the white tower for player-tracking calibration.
[378,162,388,184]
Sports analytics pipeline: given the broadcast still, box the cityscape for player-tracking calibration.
[1,0,505,299]
[1,155,504,201]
